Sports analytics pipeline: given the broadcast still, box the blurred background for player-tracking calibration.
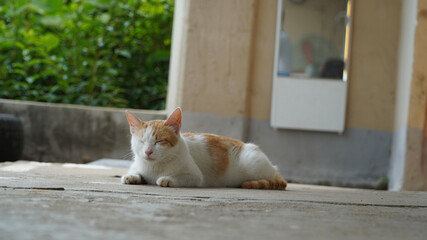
[0,0,173,110]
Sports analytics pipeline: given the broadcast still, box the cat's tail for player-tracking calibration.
[241,172,287,190]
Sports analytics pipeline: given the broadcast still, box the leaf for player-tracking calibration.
[8,0,28,16]
[49,85,59,93]
[151,50,170,62]
[13,69,26,76]
[38,33,60,51]
[45,0,63,13]
[41,16,63,26]
[99,13,110,24]
[28,1,48,14]
[116,49,131,59]
[107,68,118,76]
[30,90,39,96]
[14,41,25,50]
[15,0,28,9]
[26,76,35,84]
[12,62,24,69]
[41,68,58,77]
[28,59,43,67]
[85,0,113,9]
[30,0,63,14]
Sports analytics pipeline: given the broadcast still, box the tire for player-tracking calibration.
[0,114,24,162]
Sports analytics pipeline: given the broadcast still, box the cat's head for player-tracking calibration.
[125,108,182,162]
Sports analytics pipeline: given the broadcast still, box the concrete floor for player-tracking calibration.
[1,161,426,240]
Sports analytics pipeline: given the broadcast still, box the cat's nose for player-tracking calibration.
[145,150,153,157]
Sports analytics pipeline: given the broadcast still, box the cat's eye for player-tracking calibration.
[154,140,164,145]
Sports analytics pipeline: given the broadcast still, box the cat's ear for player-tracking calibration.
[165,108,182,134]
[125,110,143,135]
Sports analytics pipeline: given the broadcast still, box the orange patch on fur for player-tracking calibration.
[203,134,230,176]
[183,133,244,151]
[142,120,179,147]
[182,132,199,138]
[241,172,287,190]
[133,122,147,136]
[182,133,245,176]
[221,136,244,152]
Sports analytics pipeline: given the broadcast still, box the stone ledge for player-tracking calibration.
[0,99,165,163]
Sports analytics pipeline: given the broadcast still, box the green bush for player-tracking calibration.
[0,0,173,110]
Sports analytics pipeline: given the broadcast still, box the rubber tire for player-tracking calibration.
[0,114,24,162]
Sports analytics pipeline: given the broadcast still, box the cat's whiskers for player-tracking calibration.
[120,150,134,160]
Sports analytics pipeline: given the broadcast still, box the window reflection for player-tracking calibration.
[277,0,350,80]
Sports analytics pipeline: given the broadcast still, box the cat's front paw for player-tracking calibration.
[121,174,143,184]
[156,176,175,187]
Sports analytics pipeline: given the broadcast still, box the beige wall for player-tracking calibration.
[167,0,409,188]
[247,0,277,120]
[346,0,402,132]
[171,0,403,131]
[180,0,256,117]
[169,0,277,120]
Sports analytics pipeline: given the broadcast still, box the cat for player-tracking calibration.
[121,108,287,190]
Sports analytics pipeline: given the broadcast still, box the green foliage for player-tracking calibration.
[0,0,174,109]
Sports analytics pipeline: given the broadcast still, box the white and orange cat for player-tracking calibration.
[121,108,287,190]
